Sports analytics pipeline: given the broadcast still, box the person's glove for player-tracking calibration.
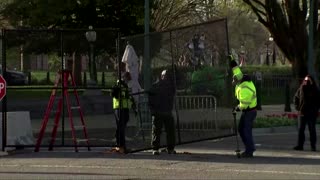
[111,86,120,98]
[232,105,240,112]
[131,102,138,115]
[228,54,234,61]
[229,54,238,68]
[133,109,138,116]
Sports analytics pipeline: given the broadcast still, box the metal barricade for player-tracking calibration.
[175,95,217,131]
[137,94,152,130]
[137,95,217,130]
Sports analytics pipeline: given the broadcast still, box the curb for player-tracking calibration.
[253,126,297,134]
[0,151,8,156]
[253,125,320,135]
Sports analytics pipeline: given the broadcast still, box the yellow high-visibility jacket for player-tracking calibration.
[112,81,132,109]
[113,90,132,109]
[235,81,257,110]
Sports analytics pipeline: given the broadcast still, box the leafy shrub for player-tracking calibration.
[254,117,297,128]
[48,53,61,71]
[30,74,39,85]
[191,66,225,95]
[241,66,292,75]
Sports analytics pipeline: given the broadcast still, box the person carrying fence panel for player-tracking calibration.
[148,69,176,155]
[230,55,257,158]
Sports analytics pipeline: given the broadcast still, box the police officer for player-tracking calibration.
[148,70,176,155]
[110,78,135,154]
[230,55,257,158]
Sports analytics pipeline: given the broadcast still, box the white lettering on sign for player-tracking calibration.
[0,83,4,93]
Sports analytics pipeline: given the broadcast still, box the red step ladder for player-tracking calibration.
[34,70,90,152]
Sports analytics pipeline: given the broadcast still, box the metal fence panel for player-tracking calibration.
[123,19,234,150]
[1,22,296,152]
[1,29,123,150]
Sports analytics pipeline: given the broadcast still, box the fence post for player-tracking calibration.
[46,71,50,84]
[255,71,262,110]
[284,82,291,112]
[28,72,32,85]
[83,72,87,87]
[101,71,105,86]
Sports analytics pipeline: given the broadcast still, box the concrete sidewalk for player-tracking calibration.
[176,127,320,154]
[0,105,320,156]
[0,151,8,156]
[1,104,320,179]
[0,130,319,179]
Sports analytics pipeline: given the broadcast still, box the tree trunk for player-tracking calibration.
[72,52,82,86]
[293,58,308,84]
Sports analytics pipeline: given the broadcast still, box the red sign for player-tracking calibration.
[0,75,6,101]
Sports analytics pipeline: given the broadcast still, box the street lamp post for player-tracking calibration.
[85,26,97,82]
[268,36,276,65]
[272,42,276,65]
[19,20,24,72]
[239,45,245,66]
[266,36,273,66]
[266,43,269,66]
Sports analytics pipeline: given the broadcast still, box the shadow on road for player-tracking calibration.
[3,148,320,166]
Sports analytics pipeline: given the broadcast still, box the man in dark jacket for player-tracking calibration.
[293,75,320,151]
[148,70,176,155]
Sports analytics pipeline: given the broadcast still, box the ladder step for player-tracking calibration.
[70,106,80,110]
[35,70,90,153]
[73,125,85,130]
[46,123,59,127]
[77,139,89,142]
[64,126,84,131]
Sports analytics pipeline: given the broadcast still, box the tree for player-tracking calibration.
[0,0,145,34]
[242,0,319,80]
[0,0,145,84]
[150,0,197,31]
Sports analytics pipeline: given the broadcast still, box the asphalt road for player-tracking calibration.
[0,131,320,179]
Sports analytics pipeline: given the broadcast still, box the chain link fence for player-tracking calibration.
[1,19,295,153]
[0,28,122,151]
[124,19,235,150]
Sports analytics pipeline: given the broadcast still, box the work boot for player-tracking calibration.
[240,152,253,158]
[167,149,176,154]
[152,150,160,155]
[293,146,304,151]
[117,147,126,154]
[161,149,176,154]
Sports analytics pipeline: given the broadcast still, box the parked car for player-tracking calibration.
[0,65,28,85]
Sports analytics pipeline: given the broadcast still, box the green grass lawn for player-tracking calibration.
[254,117,297,128]
[260,88,289,105]
[8,71,291,105]
[6,88,112,99]
[30,71,117,87]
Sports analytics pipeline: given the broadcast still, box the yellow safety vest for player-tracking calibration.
[113,88,131,109]
[235,81,257,110]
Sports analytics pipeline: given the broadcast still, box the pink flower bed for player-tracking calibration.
[265,113,299,119]
[266,112,320,119]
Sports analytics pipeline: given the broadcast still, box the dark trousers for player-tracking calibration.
[238,110,257,154]
[297,114,317,148]
[114,109,129,148]
[151,112,176,151]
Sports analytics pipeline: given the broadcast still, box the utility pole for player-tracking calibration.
[144,0,151,91]
[308,0,318,85]
[19,19,24,71]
